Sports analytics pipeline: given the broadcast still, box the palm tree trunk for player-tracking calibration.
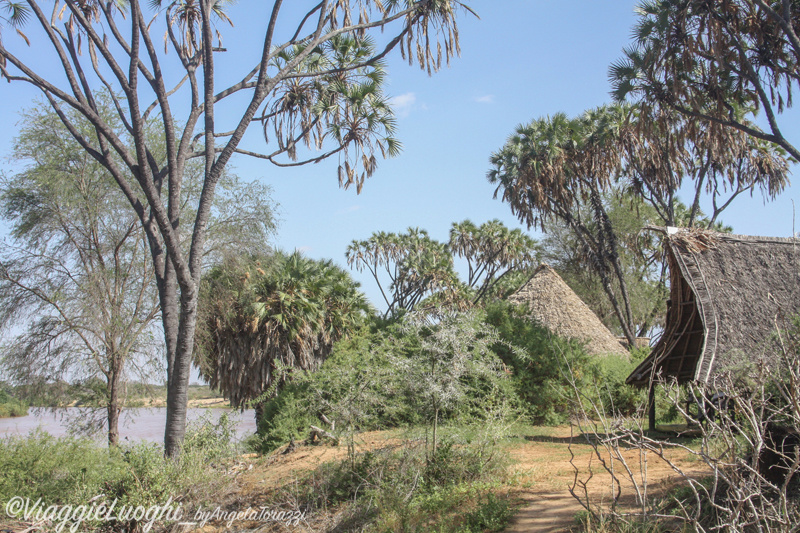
[164,289,200,457]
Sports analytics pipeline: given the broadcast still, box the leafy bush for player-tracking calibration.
[282,434,512,532]
[463,492,514,532]
[255,326,414,453]
[0,414,240,531]
[484,300,594,424]
[256,381,318,451]
[257,314,517,452]
[0,430,123,505]
[0,386,28,418]
[588,353,646,417]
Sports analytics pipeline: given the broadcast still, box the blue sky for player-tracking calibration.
[1,1,798,312]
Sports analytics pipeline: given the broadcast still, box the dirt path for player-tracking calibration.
[211,427,703,533]
[506,491,584,532]
[502,428,704,532]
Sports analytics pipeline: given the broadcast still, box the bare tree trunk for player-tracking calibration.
[107,359,121,447]
[432,406,439,458]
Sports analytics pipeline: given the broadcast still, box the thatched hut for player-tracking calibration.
[508,263,628,356]
[626,228,800,428]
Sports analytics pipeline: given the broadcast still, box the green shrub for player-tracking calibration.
[589,353,645,417]
[0,387,28,418]
[257,315,515,452]
[0,430,123,505]
[423,437,501,489]
[484,300,594,424]
[257,381,317,451]
[463,492,513,532]
[283,435,512,532]
[0,414,239,530]
[182,411,238,460]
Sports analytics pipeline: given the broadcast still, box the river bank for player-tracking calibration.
[0,407,256,442]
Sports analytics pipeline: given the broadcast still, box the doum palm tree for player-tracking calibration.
[194,251,371,418]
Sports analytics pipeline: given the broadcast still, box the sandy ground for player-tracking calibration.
[196,427,705,533]
[502,427,704,532]
[0,426,701,532]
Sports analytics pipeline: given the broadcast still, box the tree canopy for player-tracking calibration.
[610,0,800,160]
[0,0,475,455]
[346,227,459,318]
[346,220,538,318]
[0,104,161,445]
[194,251,371,411]
[0,102,276,445]
[488,101,790,343]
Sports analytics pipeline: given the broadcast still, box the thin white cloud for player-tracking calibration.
[296,245,313,254]
[390,92,417,118]
[336,205,361,215]
[475,94,495,104]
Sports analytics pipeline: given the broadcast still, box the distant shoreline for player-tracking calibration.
[15,384,229,410]
[0,410,28,419]
[36,397,232,409]
[132,397,230,409]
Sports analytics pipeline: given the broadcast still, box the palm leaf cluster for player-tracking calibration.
[449,219,538,303]
[155,0,234,56]
[347,221,540,319]
[347,228,459,318]
[0,0,29,51]
[262,33,400,193]
[609,0,800,160]
[194,251,371,409]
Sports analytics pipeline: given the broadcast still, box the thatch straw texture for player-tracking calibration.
[508,264,628,356]
[628,228,800,386]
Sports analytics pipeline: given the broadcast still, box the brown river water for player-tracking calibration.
[0,407,257,443]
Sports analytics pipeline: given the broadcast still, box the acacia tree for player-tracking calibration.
[610,0,800,160]
[0,103,276,445]
[0,105,160,446]
[0,0,473,456]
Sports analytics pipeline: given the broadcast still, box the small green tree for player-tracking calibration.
[0,103,275,445]
[395,311,509,456]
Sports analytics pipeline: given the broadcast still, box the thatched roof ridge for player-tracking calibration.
[508,263,628,356]
[628,228,800,386]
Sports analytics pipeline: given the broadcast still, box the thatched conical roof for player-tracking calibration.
[508,264,628,356]
[627,228,800,386]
